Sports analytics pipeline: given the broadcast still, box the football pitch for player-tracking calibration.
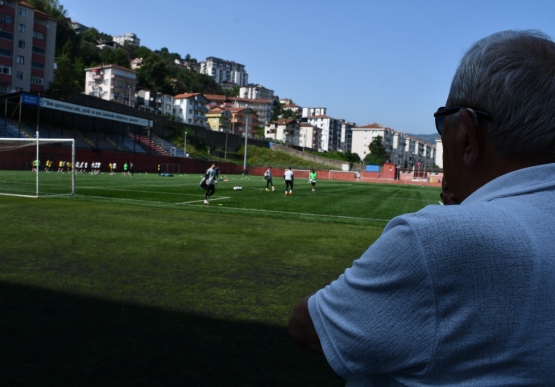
[0,171,441,386]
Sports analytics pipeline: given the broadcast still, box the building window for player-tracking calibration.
[0,65,12,75]
[0,48,12,58]
[18,40,25,48]
[0,31,13,41]
[19,8,27,17]
[1,14,12,24]
[30,77,43,85]
[31,61,44,69]
[18,24,26,33]
[16,55,24,64]
[33,31,45,40]
[32,46,45,55]
[16,71,23,80]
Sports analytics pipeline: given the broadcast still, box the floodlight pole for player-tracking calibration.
[36,94,40,195]
[243,106,249,176]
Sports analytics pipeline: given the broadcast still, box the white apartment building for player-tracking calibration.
[299,123,322,150]
[135,89,174,116]
[199,57,248,87]
[351,124,395,161]
[240,84,274,100]
[351,123,436,168]
[391,131,408,167]
[304,114,342,152]
[302,107,327,117]
[339,120,356,153]
[402,136,435,169]
[435,139,443,168]
[174,93,209,127]
[0,1,57,94]
[84,64,137,106]
[113,32,140,47]
[264,118,299,145]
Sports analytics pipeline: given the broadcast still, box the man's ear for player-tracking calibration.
[458,108,481,166]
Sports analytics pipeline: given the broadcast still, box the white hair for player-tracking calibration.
[448,30,555,161]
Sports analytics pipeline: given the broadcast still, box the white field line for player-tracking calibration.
[176,201,390,222]
[73,194,390,222]
[176,196,230,204]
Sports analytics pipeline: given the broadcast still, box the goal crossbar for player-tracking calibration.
[0,137,75,198]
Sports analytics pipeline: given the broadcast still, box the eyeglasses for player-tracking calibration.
[434,106,493,135]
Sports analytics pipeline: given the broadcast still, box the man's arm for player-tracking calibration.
[288,292,323,355]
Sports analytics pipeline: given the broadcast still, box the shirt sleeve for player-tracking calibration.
[308,216,436,379]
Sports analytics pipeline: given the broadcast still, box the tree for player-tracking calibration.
[47,55,81,97]
[270,100,280,121]
[223,85,240,97]
[364,135,390,165]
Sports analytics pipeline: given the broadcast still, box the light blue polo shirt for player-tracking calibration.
[309,163,555,386]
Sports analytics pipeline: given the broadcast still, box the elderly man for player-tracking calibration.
[289,30,555,385]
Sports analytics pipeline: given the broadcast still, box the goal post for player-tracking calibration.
[0,137,75,197]
[292,169,310,179]
[161,163,180,175]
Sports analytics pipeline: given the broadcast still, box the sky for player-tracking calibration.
[62,0,555,135]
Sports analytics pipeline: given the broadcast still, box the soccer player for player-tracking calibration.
[123,162,128,176]
[112,162,117,175]
[264,166,275,191]
[284,167,294,195]
[204,163,217,204]
[309,169,317,193]
[129,162,134,177]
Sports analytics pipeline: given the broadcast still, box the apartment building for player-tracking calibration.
[351,124,394,161]
[240,84,274,100]
[302,107,327,117]
[174,93,209,127]
[84,64,137,106]
[113,32,140,47]
[351,123,436,168]
[68,20,88,34]
[135,89,174,116]
[304,114,342,152]
[230,97,272,128]
[264,118,299,145]
[228,107,257,138]
[435,139,443,168]
[299,123,321,150]
[206,107,231,132]
[339,119,356,153]
[199,57,248,87]
[0,0,57,94]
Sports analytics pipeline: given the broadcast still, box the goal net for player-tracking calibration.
[0,138,75,197]
[328,170,359,181]
[161,163,180,175]
[292,169,310,179]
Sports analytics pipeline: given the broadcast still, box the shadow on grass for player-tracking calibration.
[0,282,343,387]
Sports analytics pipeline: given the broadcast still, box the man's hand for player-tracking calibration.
[288,292,324,355]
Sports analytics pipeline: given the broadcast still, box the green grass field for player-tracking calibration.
[0,171,441,386]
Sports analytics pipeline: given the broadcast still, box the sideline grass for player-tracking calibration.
[0,172,441,386]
